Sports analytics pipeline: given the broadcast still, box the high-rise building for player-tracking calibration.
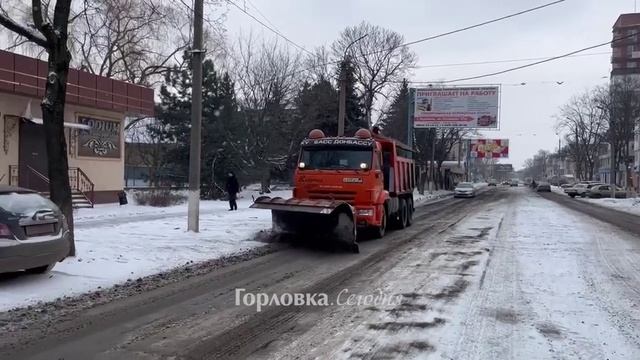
[612,13,640,79]
[607,14,640,189]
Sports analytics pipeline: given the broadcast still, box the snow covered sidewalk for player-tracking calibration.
[0,188,288,311]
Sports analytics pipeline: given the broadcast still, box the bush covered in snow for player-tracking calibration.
[133,190,187,207]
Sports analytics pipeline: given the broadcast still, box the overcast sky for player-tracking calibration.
[224,0,636,168]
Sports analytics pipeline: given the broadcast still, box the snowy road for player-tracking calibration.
[2,187,640,359]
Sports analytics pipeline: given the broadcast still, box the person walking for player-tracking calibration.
[225,172,240,211]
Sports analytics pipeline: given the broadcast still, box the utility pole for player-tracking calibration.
[338,64,346,136]
[338,34,367,136]
[187,0,204,232]
[430,128,436,193]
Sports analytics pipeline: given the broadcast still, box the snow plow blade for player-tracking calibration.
[250,196,358,253]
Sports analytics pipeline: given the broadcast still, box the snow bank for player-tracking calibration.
[0,188,290,311]
[414,189,453,205]
[577,197,640,216]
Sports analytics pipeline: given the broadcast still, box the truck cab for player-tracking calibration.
[294,128,415,237]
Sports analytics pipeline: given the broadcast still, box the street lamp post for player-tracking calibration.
[338,34,367,136]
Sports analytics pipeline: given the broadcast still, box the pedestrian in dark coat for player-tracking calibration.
[225,172,240,210]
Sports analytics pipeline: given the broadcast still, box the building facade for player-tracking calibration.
[611,14,640,190]
[0,50,154,204]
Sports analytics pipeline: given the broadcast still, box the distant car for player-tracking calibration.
[501,181,510,186]
[535,182,551,192]
[560,183,574,189]
[0,185,70,274]
[488,179,497,186]
[586,184,627,199]
[510,179,519,187]
[454,182,476,198]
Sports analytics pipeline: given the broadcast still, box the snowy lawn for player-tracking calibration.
[0,188,289,311]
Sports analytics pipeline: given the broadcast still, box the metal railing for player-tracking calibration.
[7,165,94,207]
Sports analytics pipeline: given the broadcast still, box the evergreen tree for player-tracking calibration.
[379,79,410,143]
[155,53,240,195]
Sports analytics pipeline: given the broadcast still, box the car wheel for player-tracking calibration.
[25,264,55,274]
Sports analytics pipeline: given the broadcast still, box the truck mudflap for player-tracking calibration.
[250,197,359,253]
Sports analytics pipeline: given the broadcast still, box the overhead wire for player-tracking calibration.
[414,52,610,69]
[240,0,568,86]
[438,32,635,83]
[224,0,312,55]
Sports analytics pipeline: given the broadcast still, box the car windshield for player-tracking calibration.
[300,146,372,170]
[457,183,474,188]
[0,192,58,215]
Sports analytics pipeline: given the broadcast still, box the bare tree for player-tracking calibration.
[2,1,226,86]
[304,45,333,84]
[332,21,416,125]
[0,0,77,255]
[231,35,304,191]
[557,89,607,181]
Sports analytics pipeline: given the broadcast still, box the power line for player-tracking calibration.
[245,0,282,35]
[402,0,565,47]
[245,0,568,86]
[439,33,635,83]
[225,0,312,55]
[414,52,610,69]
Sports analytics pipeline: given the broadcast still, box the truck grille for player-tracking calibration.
[308,190,357,202]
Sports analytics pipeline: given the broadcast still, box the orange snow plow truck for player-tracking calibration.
[250,128,415,253]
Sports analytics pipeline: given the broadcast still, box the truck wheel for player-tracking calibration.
[372,206,387,239]
[406,199,414,227]
[397,200,408,229]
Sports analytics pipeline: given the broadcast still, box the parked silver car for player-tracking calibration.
[586,184,627,199]
[0,185,70,274]
[454,182,476,198]
[565,182,603,198]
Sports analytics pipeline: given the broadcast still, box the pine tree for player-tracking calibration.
[380,79,410,143]
[155,53,240,194]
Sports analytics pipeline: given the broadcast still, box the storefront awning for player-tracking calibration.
[28,118,91,130]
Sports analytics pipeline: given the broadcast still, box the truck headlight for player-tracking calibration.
[357,209,374,216]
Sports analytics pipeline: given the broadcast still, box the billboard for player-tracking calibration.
[470,139,509,158]
[413,86,499,128]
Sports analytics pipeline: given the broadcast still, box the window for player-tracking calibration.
[300,147,373,170]
[628,62,638,68]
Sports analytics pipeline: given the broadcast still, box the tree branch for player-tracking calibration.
[0,12,48,47]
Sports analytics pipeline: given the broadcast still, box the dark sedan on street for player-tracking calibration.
[535,182,551,192]
[0,185,70,274]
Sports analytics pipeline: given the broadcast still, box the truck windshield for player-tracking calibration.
[301,147,372,170]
